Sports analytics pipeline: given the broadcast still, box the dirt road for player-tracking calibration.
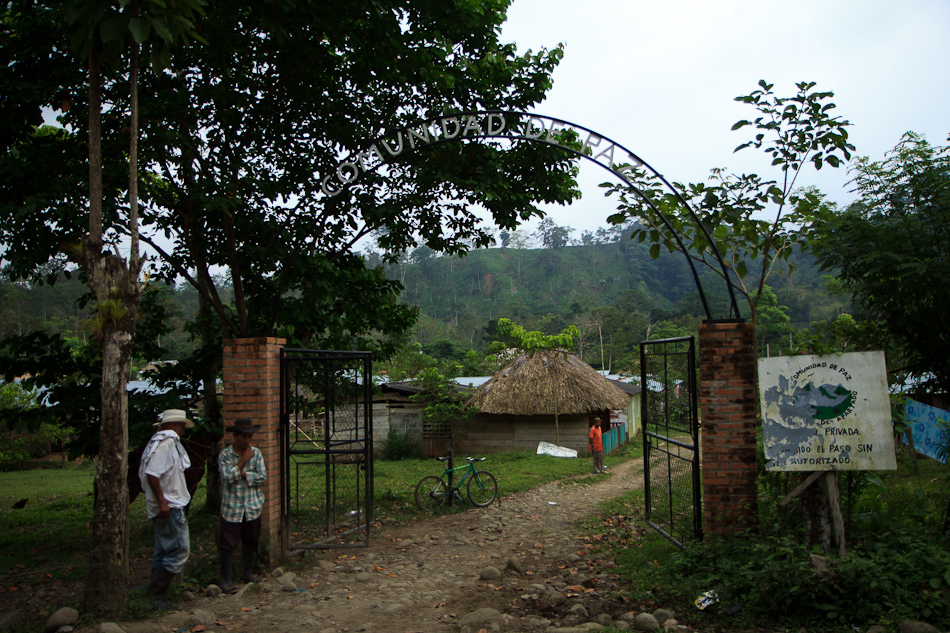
[140,457,652,633]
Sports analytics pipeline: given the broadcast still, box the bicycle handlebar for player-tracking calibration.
[436,456,485,462]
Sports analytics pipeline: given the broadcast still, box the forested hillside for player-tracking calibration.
[378,222,843,371]
[0,225,841,375]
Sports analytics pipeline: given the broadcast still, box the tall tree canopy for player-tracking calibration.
[811,132,950,392]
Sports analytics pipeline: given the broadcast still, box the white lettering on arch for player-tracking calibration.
[381,132,405,157]
[461,115,484,137]
[440,117,461,139]
[486,113,506,135]
[520,116,547,140]
[406,126,430,149]
[592,143,616,166]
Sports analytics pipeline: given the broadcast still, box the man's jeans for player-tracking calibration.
[152,507,190,574]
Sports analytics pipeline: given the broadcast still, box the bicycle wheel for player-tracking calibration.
[467,470,497,507]
[415,475,449,513]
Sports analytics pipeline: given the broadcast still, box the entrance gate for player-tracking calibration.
[641,337,702,547]
[279,349,373,551]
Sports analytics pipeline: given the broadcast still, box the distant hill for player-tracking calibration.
[381,232,839,365]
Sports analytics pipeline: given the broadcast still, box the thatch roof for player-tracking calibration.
[466,349,630,415]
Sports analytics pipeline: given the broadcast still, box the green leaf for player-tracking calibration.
[101,17,128,43]
[129,18,151,44]
[731,120,750,131]
[649,244,660,259]
[736,261,747,279]
[147,15,173,42]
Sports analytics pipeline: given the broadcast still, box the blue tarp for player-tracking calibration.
[903,399,950,464]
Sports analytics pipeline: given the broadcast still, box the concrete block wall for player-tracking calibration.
[698,322,759,537]
[222,337,285,563]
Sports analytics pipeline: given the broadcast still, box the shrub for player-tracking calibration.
[0,382,69,467]
[380,427,419,461]
[666,531,950,630]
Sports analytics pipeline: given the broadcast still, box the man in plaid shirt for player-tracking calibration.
[218,418,266,593]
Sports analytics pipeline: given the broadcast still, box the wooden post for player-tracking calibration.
[826,471,847,557]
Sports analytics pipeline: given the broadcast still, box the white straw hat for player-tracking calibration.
[154,409,195,428]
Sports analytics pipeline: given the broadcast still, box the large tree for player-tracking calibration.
[810,132,950,392]
[3,0,577,611]
[5,1,578,351]
[116,1,576,349]
[3,0,204,614]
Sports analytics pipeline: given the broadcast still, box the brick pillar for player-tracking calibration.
[698,321,758,537]
[222,337,285,565]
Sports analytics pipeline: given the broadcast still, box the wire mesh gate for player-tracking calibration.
[280,349,373,551]
[641,337,702,548]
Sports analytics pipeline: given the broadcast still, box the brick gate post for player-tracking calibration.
[222,337,285,565]
[698,322,759,536]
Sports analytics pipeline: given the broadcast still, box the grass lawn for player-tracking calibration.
[0,442,642,594]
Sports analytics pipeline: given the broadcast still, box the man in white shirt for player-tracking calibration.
[139,409,193,610]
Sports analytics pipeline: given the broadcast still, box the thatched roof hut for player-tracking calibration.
[466,349,629,415]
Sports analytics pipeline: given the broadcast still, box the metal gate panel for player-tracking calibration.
[280,349,373,551]
[641,337,702,547]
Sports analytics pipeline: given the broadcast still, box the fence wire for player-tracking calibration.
[641,337,702,547]
[281,350,373,551]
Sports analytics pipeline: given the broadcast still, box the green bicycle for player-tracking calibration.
[414,456,498,513]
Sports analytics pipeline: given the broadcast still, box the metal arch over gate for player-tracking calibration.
[641,337,702,548]
[318,110,743,322]
[279,349,373,551]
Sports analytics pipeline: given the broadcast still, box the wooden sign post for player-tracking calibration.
[760,351,897,554]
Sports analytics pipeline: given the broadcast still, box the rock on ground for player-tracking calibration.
[458,607,508,633]
[633,612,659,631]
[45,607,79,633]
[896,621,942,633]
[0,611,25,631]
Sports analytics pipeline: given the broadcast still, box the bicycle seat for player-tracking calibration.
[437,456,451,462]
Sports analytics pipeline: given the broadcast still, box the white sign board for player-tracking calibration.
[758,351,896,471]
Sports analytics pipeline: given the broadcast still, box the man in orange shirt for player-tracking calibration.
[589,417,605,474]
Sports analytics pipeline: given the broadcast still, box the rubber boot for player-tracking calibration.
[146,566,163,596]
[147,566,180,610]
[241,546,258,583]
[219,550,238,594]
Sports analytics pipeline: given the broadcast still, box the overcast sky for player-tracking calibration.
[497,0,950,238]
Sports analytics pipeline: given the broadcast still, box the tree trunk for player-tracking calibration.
[83,329,133,615]
[801,472,833,553]
[80,36,143,616]
[199,292,224,513]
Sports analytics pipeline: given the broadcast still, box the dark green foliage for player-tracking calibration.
[387,237,837,371]
[0,283,217,458]
[2,0,579,371]
[665,532,950,629]
[0,383,69,466]
[380,427,419,462]
[595,435,950,632]
[410,367,476,430]
[811,132,950,392]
